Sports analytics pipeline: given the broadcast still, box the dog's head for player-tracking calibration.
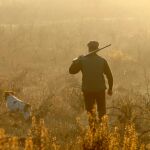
[4,91,15,101]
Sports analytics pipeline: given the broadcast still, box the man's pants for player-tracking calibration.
[83,90,106,120]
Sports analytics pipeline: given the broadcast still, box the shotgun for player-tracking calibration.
[73,44,111,62]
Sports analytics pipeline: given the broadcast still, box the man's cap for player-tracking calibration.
[87,41,99,50]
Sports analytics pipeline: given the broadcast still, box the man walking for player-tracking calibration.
[69,41,113,121]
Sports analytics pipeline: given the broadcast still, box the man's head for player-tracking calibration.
[87,41,99,52]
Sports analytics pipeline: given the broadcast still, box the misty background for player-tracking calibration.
[0,0,150,90]
[0,0,150,146]
[0,0,150,23]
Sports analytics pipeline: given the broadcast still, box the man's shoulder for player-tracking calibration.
[96,55,107,62]
[84,54,107,64]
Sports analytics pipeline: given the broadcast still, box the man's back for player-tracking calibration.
[69,54,113,92]
[81,54,106,91]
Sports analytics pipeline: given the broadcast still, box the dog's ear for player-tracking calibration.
[4,91,10,100]
[4,91,15,100]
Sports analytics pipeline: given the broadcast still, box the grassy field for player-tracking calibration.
[0,18,150,149]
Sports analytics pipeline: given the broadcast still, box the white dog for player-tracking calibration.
[4,91,31,120]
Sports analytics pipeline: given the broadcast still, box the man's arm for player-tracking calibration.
[69,59,82,74]
[103,60,113,94]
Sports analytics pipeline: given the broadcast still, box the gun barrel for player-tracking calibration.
[85,44,111,57]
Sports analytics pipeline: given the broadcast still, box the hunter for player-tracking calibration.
[69,41,113,121]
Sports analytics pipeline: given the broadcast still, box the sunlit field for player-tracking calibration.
[0,0,150,149]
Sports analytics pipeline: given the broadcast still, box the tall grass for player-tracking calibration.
[0,20,150,149]
[0,115,147,150]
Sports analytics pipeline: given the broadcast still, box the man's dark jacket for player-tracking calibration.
[69,54,113,92]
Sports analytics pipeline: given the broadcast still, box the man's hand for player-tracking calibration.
[107,89,113,96]
[78,55,84,60]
